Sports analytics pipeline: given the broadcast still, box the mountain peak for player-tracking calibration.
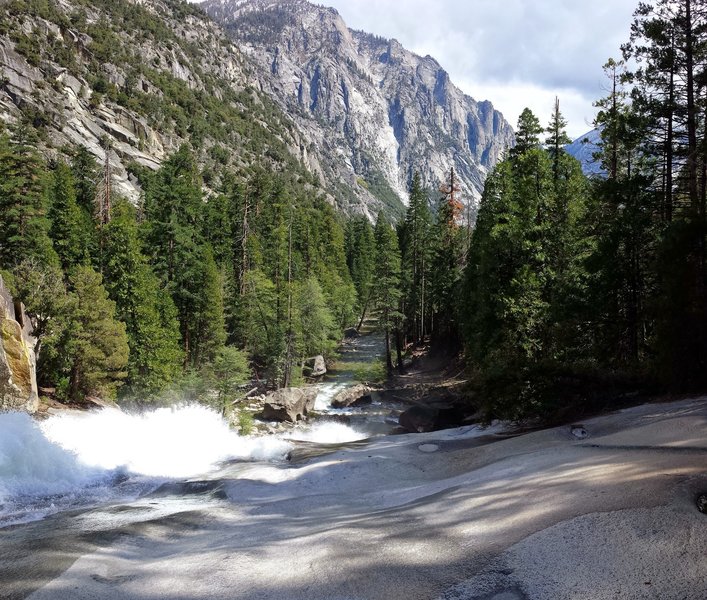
[203,0,514,217]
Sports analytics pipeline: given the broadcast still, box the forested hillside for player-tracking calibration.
[457,1,707,418]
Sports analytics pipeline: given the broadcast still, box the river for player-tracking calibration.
[0,328,398,529]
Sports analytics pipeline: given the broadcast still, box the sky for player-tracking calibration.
[321,0,638,138]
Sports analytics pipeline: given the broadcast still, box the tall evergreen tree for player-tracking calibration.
[545,97,572,181]
[66,265,129,401]
[430,168,466,340]
[48,162,90,272]
[345,216,376,328]
[0,126,56,269]
[400,171,431,344]
[142,145,226,367]
[102,200,183,397]
[373,211,402,372]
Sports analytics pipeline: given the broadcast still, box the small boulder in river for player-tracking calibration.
[0,275,38,414]
[260,387,318,422]
[304,355,327,377]
[344,327,359,338]
[331,384,372,408]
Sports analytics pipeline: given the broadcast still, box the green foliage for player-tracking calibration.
[373,211,402,371]
[400,172,432,343]
[237,410,254,436]
[462,109,590,418]
[350,359,386,384]
[66,265,130,401]
[102,200,183,398]
[0,127,57,269]
[210,345,250,406]
[48,162,90,271]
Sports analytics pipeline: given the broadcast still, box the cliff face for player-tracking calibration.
[0,276,38,414]
[0,0,319,207]
[0,0,514,220]
[203,0,515,217]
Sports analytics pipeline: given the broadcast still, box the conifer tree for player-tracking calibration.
[48,162,90,272]
[511,108,544,157]
[373,211,402,372]
[346,216,376,328]
[66,265,129,401]
[401,172,431,344]
[143,145,226,367]
[102,200,183,397]
[430,168,466,340]
[545,97,572,181]
[0,126,56,269]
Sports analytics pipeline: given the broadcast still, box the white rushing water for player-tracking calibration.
[0,404,366,526]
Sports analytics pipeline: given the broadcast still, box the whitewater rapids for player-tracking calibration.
[3,398,707,600]
[0,404,367,526]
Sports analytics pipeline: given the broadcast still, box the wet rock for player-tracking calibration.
[344,327,360,338]
[0,275,38,414]
[260,387,318,422]
[331,384,371,408]
[697,494,707,514]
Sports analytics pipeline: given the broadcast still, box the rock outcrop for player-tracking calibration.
[202,0,515,218]
[260,387,318,422]
[0,275,38,414]
[331,384,372,408]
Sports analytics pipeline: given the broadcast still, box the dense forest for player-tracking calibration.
[1,0,706,423]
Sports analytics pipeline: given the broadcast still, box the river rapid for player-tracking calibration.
[0,330,393,528]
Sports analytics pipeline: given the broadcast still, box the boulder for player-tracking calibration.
[260,387,318,422]
[304,355,326,377]
[331,384,372,408]
[0,275,38,413]
[344,327,359,338]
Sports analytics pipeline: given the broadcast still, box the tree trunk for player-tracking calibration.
[384,326,393,373]
[395,326,404,374]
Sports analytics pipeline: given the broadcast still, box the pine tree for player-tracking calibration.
[373,211,402,372]
[545,97,572,181]
[346,216,376,328]
[48,162,90,272]
[66,265,129,401]
[430,168,466,340]
[0,127,56,269]
[102,200,183,398]
[143,146,226,367]
[511,108,544,157]
[400,171,431,344]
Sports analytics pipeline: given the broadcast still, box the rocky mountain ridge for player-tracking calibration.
[0,0,514,219]
[0,0,326,207]
[202,0,515,216]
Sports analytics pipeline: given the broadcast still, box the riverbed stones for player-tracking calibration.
[260,387,318,422]
[0,275,38,414]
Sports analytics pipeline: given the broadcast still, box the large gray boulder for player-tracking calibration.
[260,387,318,422]
[331,384,372,409]
[0,275,38,413]
[304,355,326,378]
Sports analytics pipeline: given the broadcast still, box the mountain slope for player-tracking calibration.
[566,128,604,176]
[0,0,322,205]
[202,0,515,217]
